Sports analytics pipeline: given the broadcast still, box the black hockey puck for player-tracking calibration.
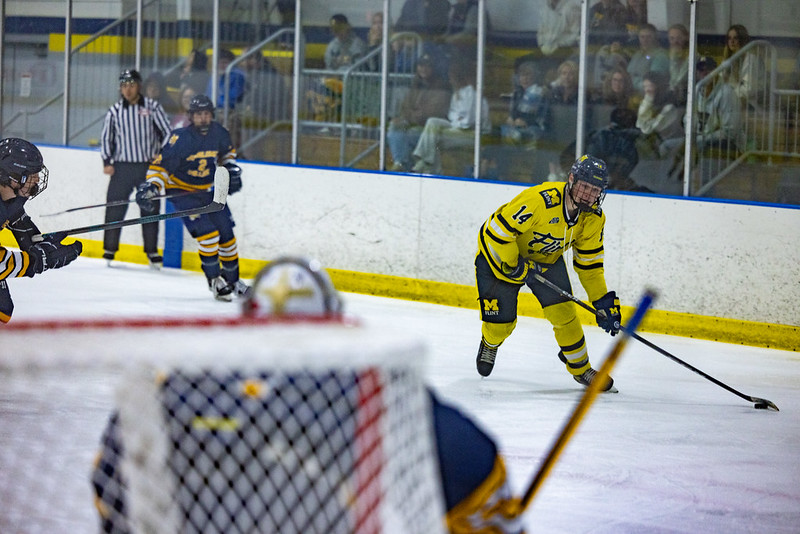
[754,403,768,410]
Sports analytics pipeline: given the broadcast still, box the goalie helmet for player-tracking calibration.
[243,256,344,319]
[567,154,608,213]
[0,137,49,199]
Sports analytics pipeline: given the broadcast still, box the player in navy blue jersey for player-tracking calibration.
[138,94,249,300]
[0,138,82,322]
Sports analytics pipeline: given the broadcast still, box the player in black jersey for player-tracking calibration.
[0,138,82,322]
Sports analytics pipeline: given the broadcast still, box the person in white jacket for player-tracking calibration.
[635,71,683,158]
[411,61,490,174]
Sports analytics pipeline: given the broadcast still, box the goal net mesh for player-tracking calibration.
[1,318,445,534]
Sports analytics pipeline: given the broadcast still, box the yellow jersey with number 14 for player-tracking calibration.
[477,181,608,302]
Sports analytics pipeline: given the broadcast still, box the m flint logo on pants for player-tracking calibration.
[482,298,499,316]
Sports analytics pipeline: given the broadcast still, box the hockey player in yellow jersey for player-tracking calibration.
[475,154,622,391]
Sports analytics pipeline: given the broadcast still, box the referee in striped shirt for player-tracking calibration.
[100,69,171,268]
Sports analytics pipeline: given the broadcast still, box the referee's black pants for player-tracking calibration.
[103,162,160,255]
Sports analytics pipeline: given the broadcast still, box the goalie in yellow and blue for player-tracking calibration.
[474,154,623,392]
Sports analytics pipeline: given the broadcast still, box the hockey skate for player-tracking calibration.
[573,367,617,393]
[231,280,252,298]
[476,338,498,377]
[208,277,233,302]
[147,253,163,270]
[102,251,115,267]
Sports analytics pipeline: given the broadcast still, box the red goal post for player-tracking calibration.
[1,316,446,534]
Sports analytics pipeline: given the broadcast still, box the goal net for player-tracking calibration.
[0,317,446,534]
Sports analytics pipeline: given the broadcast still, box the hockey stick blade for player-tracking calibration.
[516,290,656,516]
[39,166,230,239]
[531,272,780,412]
[40,189,198,217]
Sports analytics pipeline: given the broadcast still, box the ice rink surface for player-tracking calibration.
[4,257,800,533]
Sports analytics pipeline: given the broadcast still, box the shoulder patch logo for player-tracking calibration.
[549,217,560,224]
[539,188,562,208]
[168,134,179,146]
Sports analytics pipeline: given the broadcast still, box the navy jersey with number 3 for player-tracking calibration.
[148,122,235,192]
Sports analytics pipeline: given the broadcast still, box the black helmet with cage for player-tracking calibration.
[187,94,215,133]
[188,94,215,118]
[0,137,49,199]
[566,154,609,214]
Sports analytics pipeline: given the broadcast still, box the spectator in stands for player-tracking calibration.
[387,54,451,171]
[537,0,582,80]
[635,71,683,159]
[366,10,386,72]
[589,0,629,44]
[694,55,741,153]
[144,71,178,116]
[626,23,669,92]
[592,66,639,110]
[549,60,580,105]
[325,14,367,71]
[394,0,451,39]
[667,23,691,105]
[169,49,210,95]
[444,0,490,51]
[593,37,630,90]
[410,60,490,174]
[206,49,247,152]
[723,24,766,103]
[501,61,550,146]
[622,0,648,46]
[170,86,196,130]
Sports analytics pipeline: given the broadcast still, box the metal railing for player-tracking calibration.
[296,32,422,167]
[692,40,784,197]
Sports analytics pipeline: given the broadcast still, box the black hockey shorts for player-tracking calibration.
[475,253,573,324]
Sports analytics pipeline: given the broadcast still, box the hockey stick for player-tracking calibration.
[531,272,780,412]
[516,290,655,516]
[40,189,198,217]
[38,167,230,239]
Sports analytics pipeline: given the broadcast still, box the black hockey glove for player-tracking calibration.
[524,261,544,286]
[135,182,160,211]
[225,164,242,194]
[593,291,622,336]
[501,256,529,284]
[25,240,83,276]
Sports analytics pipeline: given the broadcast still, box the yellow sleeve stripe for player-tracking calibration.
[484,225,515,246]
[0,249,27,279]
[574,250,605,263]
[495,212,520,236]
[486,219,516,244]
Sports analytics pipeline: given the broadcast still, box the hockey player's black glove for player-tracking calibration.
[501,256,529,284]
[25,240,83,276]
[135,182,160,211]
[502,257,543,286]
[524,261,544,286]
[593,291,622,336]
[225,164,242,194]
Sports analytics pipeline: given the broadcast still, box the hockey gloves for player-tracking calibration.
[501,256,543,285]
[135,182,160,211]
[25,240,83,276]
[593,291,622,336]
[225,164,243,194]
